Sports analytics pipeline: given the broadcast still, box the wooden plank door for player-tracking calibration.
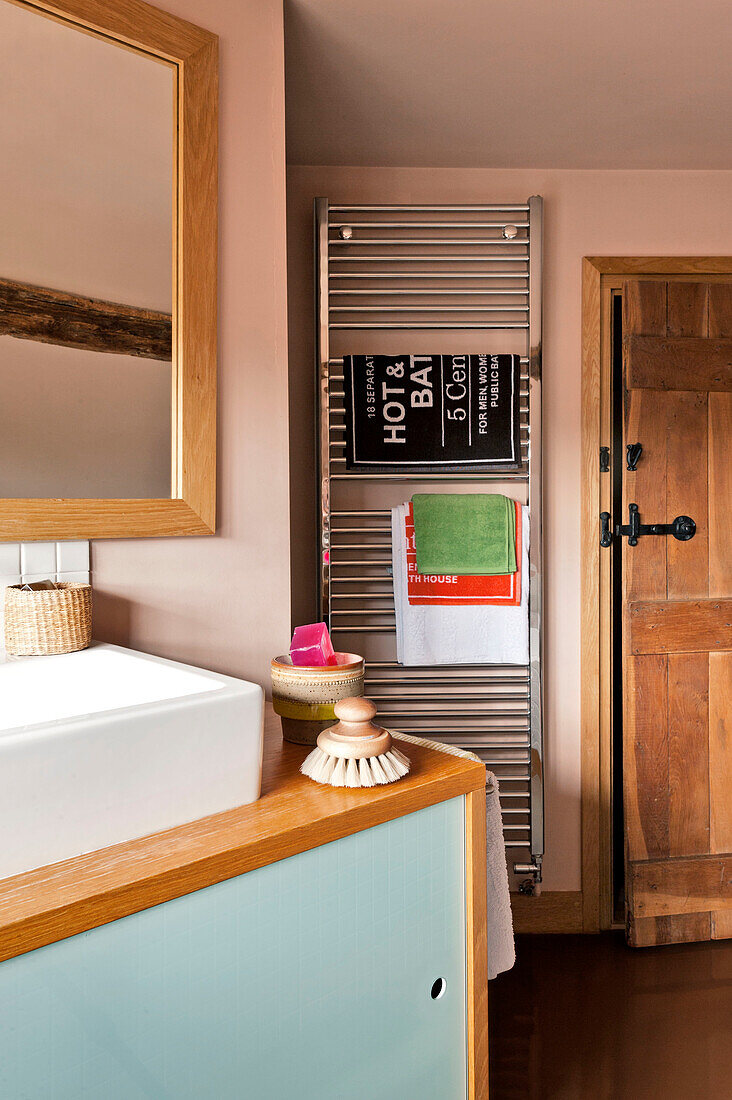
[622,280,732,947]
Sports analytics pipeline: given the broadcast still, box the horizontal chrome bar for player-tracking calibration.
[388,722,529,731]
[417,751,530,759]
[330,472,529,482]
[329,322,530,330]
[330,220,526,228]
[329,543,391,550]
[330,265,528,272]
[330,270,526,279]
[378,719,529,727]
[434,760,532,769]
[330,258,526,267]
[388,725,530,733]
[396,724,530,732]
[329,559,391,566]
[372,692,529,701]
[330,288,529,296]
[329,305,529,313]
[330,625,399,632]
[379,719,529,727]
[368,661,528,670]
[330,610,394,618]
[329,238,529,246]
[388,717,530,725]
[424,738,531,747]
[329,204,530,213]
[365,677,528,686]
[329,525,391,533]
[359,710,529,718]
[331,594,393,601]
[330,577,394,584]
[331,509,391,516]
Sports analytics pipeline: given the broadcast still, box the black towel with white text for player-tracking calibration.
[343,354,521,470]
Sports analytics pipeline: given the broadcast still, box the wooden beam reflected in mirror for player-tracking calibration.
[0,277,172,361]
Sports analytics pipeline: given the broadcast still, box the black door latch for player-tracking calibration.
[601,506,696,547]
[626,443,642,471]
[615,503,696,546]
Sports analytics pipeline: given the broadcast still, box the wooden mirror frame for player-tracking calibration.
[0,0,217,540]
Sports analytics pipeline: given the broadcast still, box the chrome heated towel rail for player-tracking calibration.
[315,198,544,890]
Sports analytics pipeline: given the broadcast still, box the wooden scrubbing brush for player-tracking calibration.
[301,696,411,788]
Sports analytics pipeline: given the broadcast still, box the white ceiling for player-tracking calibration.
[285,0,732,168]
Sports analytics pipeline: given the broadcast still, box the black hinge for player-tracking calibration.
[600,446,610,472]
[600,512,612,547]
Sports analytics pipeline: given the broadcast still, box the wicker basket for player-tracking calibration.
[3,582,92,656]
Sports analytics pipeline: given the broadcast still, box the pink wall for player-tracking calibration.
[92,0,291,685]
[0,341,171,499]
[287,166,732,891]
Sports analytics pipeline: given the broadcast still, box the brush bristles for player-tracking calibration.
[390,747,410,769]
[301,746,411,787]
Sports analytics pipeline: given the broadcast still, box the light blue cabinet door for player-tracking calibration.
[0,797,466,1099]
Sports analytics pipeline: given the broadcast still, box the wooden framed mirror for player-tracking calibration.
[0,0,217,539]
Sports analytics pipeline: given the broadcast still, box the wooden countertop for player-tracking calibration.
[0,707,486,963]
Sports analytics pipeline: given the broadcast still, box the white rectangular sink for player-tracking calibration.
[0,643,264,879]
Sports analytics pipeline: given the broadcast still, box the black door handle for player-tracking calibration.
[626,443,642,471]
[615,504,696,546]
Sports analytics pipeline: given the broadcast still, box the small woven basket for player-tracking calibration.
[3,582,92,656]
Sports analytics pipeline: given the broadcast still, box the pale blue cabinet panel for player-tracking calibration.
[0,797,467,1099]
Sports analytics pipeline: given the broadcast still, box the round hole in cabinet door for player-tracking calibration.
[431,977,447,1000]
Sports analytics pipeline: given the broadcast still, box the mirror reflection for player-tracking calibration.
[0,0,174,499]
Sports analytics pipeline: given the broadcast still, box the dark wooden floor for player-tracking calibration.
[488,933,732,1100]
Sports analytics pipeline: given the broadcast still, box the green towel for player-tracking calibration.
[412,494,517,575]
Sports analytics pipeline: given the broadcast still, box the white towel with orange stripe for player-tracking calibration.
[391,503,530,666]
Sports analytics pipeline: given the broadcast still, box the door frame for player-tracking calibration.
[580,256,732,932]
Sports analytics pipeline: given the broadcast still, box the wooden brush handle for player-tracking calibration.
[318,696,392,760]
[333,696,378,735]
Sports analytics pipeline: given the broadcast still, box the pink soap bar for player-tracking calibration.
[290,622,336,666]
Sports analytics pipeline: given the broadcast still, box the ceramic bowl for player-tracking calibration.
[271,652,365,746]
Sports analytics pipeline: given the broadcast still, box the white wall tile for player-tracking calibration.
[0,544,21,575]
[20,543,56,578]
[58,571,90,584]
[56,541,90,574]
